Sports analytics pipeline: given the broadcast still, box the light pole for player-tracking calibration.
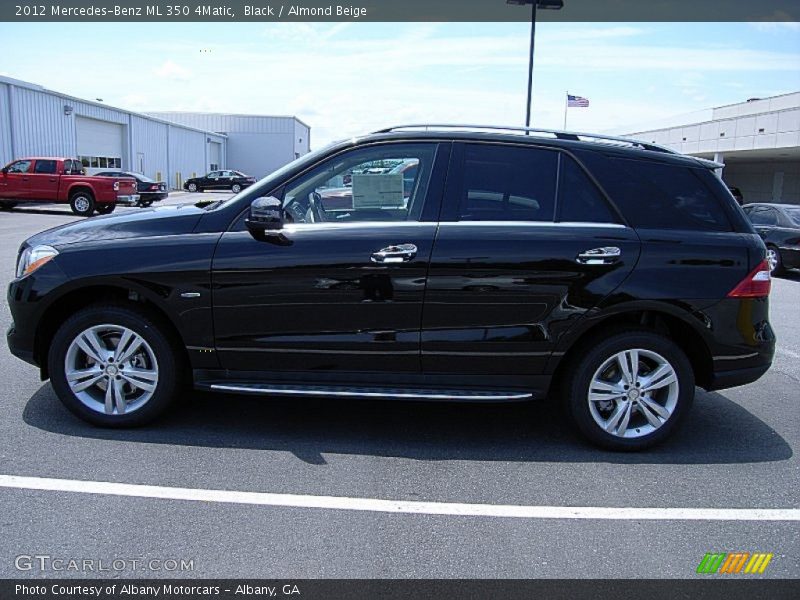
[506,0,564,128]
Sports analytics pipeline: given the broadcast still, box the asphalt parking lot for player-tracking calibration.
[0,196,798,579]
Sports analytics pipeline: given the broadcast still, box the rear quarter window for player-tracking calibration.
[606,158,733,232]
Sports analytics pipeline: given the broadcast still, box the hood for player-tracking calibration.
[25,203,207,249]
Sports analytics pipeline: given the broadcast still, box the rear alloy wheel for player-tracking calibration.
[766,246,784,275]
[48,305,180,426]
[231,183,242,193]
[565,331,694,451]
[187,182,198,193]
[69,192,95,217]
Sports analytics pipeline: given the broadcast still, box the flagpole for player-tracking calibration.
[563,91,569,130]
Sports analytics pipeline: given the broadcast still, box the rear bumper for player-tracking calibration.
[779,246,800,269]
[115,194,140,205]
[706,364,772,391]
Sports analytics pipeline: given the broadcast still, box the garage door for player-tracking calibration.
[209,141,221,171]
[76,117,123,170]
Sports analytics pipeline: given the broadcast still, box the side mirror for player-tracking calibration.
[1,167,7,175]
[246,196,284,241]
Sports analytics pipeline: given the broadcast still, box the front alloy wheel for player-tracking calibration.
[49,305,181,426]
[766,247,784,275]
[565,331,694,450]
[65,324,159,416]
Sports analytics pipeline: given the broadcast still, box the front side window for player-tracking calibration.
[784,207,800,227]
[281,143,436,224]
[457,144,558,222]
[6,160,32,173]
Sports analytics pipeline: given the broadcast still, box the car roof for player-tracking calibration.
[353,128,715,169]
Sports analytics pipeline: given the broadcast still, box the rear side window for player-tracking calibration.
[458,144,558,222]
[34,160,56,174]
[558,155,617,223]
[610,159,732,231]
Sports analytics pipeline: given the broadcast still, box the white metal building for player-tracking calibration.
[1,76,311,190]
[145,112,311,180]
[625,92,800,205]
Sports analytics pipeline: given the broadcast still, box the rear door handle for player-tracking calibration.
[577,246,621,265]
[371,243,418,263]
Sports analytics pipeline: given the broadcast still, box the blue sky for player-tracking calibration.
[1,22,798,147]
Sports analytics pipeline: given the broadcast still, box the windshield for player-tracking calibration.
[785,207,800,227]
[202,141,347,211]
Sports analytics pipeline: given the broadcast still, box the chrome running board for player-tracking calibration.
[205,383,533,402]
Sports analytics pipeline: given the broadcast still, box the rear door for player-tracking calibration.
[28,159,61,200]
[422,142,641,377]
[0,159,33,200]
[212,141,449,374]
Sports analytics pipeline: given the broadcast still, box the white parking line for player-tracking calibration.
[1,474,798,521]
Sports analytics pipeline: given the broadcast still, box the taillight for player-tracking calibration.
[149,184,159,190]
[113,181,120,191]
[727,259,772,298]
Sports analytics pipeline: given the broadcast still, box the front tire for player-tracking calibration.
[69,191,95,217]
[48,305,181,427]
[0,201,17,210]
[564,330,694,451]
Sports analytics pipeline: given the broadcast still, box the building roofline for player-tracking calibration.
[145,110,311,129]
[0,75,228,139]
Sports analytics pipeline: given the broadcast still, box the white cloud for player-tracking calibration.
[153,60,191,81]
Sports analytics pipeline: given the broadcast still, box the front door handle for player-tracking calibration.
[371,243,418,263]
[577,246,621,265]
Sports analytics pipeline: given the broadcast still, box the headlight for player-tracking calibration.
[16,245,59,279]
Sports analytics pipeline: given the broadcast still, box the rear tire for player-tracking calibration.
[48,305,182,427]
[231,183,242,193]
[0,201,17,210]
[69,191,95,217]
[767,245,785,275]
[563,330,695,451]
[96,204,116,215]
[187,182,198,193]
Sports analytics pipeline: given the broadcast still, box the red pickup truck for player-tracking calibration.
[0,157,139,217]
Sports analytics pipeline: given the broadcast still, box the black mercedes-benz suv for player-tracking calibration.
[6,125,775,450]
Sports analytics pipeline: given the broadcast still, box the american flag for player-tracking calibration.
[567,94,590,107]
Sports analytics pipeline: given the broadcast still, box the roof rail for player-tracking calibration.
[372,124,679,155]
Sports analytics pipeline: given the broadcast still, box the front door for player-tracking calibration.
[0,159,33,201]
[212,142,449,374]
[422,142,641,378]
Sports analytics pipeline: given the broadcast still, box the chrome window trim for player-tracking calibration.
[439,221,627,229]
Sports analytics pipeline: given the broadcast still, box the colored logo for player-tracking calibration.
[696,552,773,574]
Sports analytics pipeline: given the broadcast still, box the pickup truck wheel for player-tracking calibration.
[0,201,17,210]
[69,192,95,217]
[96,204,116,215]
[48,305,181,427]
[231,183,242,193]
[564,330,694,451]
[187,182,198,192]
